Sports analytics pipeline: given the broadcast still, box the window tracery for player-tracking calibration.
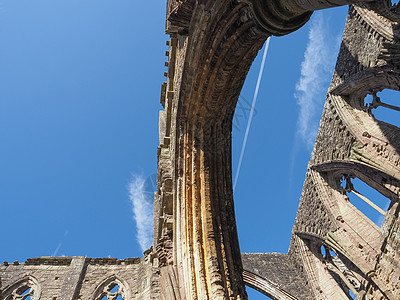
[92,276,129,300]
[320,245,362,299]
[3,277,41,300]
[363,89,400,127]
[339,174,391,226]
[100,283,124,300]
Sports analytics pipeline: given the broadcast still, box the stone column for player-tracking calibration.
[174,118,245,300]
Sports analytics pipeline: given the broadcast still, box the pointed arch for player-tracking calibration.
[91,275,131,300]
[242,270,298,300]
[2,276,41,300]
[312,160,400,228]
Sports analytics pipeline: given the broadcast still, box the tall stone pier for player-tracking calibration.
[1,0,400,299]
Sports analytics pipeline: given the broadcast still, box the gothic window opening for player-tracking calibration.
[349,290,356,299]
[92,277,129,300]
[363,89,400,127]
[320,245,327,257]
[321,245,362,299]
[6,287,34,300]
[3,277,41,300]
[144,277,148,288]
[340,175,391,226]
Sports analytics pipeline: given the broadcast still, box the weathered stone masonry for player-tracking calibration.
[0,253,159,300]
[2,0,400,299]
[154,0,400,299]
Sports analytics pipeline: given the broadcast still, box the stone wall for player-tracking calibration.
[287,2,400,299]
[2,0,400,299]
[0,252,159,300]
[241,253,313,299]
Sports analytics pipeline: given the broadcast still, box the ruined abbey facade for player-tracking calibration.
[1,0,400,299]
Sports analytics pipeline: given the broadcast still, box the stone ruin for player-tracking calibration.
[2,0,400,299]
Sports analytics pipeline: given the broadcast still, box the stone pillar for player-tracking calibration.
[174,118,245,300]
[58,256,87,300]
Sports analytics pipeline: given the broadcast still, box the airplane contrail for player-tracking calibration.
[233,38,270,192]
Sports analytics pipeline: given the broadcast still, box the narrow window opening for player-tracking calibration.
[341,175,390,226]
[364,89,400,127]
[328,249,337,258]
[320,245,327,258]
[349,290,356,299]
[363,94,373,107]
[325,248,361,298]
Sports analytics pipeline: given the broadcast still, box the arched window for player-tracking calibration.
[2,277,41,300]
[340,174,391,227]
[320,245,362,299]
[92,276,130,300]
[5,287,34,300]
[363,89,400,127]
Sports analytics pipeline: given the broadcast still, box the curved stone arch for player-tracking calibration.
[348,79,400,111]
[304,166,392,293]
[242,270,298,300]
[2,276,41,300]
[312,160,400,202]
[313,161,398,238]
[167,2,268,299]
[296,230,363,274]
[332,70,400,100]
[329,3,400,98]
[295,233,366,298]
[292,168,384,291]
[91,275,131,300]
[175,2,266,121]
[314,93,400,189]
[158,0,384,298]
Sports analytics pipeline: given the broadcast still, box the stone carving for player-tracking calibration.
[100,283,123,300]
[324,247,363,294]
[2,0,400,299]
[2,277,41,300]
[10,289,34,300]
[364,89,400,114]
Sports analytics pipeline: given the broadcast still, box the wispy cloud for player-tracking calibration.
[52,230,69,256]
[295,12,339,148]
[128,175,154,252]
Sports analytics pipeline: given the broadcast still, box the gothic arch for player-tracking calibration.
[91,275,131,300]
[334,73,400,103]
[155,0,400,298]
[312,161,399,234]
[312,160,400,202]
[242,270,298,300]
[2,276,41,300]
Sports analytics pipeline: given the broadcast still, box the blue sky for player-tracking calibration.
[0,1,396,299]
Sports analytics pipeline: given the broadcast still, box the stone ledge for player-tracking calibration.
[1,256,142,267]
